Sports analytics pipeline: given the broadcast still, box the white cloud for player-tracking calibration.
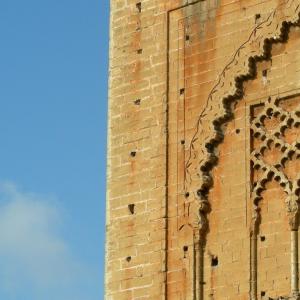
[0,182,97,299]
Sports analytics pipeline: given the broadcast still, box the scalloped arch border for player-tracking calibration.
[183,1,300,233]
[187,2,300,298]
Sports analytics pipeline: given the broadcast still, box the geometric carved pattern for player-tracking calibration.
[251,96,300,230]
[250,95,300,300]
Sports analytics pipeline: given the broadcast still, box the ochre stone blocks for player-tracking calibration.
[106,0,300,299]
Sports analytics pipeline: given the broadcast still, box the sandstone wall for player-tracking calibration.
[106,1,300,299]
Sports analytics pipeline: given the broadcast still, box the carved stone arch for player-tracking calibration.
[180,1,300,299]
[186,0,300,223]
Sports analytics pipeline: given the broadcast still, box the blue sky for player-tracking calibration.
[0,0,109,299]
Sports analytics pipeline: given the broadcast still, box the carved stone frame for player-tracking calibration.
[247,90,300,300]
[180,2,300,299]
[167,1,300,299]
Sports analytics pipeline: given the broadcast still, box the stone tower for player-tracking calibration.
[105,0,300,299]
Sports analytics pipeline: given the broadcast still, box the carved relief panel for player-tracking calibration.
[167,1,300,299]
[250,94,300,299]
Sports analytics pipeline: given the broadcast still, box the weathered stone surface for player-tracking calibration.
[106,1,300,299]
